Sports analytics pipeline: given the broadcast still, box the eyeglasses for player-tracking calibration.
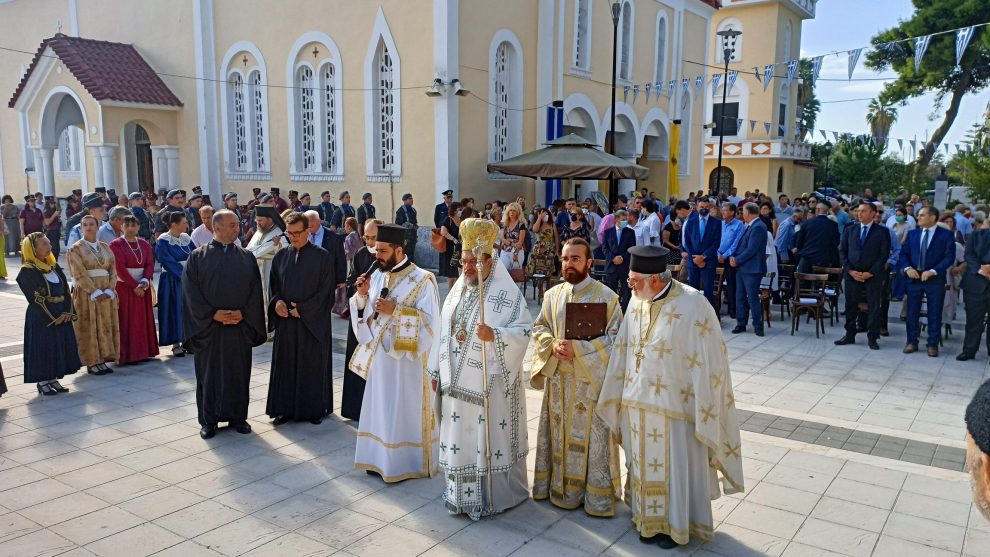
[363,235,377,241]
[626,274,656,285]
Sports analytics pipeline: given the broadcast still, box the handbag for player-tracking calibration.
[431,228,446,251]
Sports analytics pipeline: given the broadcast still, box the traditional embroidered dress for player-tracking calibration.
[66,239,120,366]
[596,280,744,545]
[428,259,533,520]
[245,225,284,314]
[348,257,440,482]
[523,276,623,515]
[109,237,159,363]
[156,232,194,346]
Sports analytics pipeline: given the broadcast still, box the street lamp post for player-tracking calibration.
[712,28,741,197]
[608,1,622,204]
[823,141,833,187]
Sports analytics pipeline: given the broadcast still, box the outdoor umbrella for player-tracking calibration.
[486,134,650,181]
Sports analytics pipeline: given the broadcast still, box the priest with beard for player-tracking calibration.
[342,218,382,420]
[596,245,744,549]
[266,212,336,425]
[428,218,534,520]
[349,223,440,482]
[183,210,267,439]
[523,238,623,516]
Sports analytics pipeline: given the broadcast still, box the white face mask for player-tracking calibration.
[542,214,549,222]
[367,245,376,254]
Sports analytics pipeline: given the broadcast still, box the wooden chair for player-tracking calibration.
[713,267,726,318]
[776,264,796,319]
[813,266,844,326]
[790,272,828,338]
[590,259,607,283]
[760,272,776,327]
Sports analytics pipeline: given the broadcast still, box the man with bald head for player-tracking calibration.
[305,210,346,295]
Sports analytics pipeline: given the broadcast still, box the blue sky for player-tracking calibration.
[802,0,989,160]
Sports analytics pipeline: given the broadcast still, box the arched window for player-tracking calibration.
[56,127,80,173]
[654,13,667,84]
[715,18,743,64]
[679,94,692,176]
[286,33,344,180]
[709,167,734,194]
[778,21,793,139]
[220,43,271,179]
[618,1,634,81]
[488,31,524,168]
[573,0,592,71]
[364,11,402,182]
[776,167,784,193]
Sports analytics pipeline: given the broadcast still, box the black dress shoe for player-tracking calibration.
[731,326,746,334]
[87,366,108,376]
[638,534,657,544]
[754,329,765,337]
[957,353,975,361]
[834,336,855,346]
[200,425,217,439]
[233,421,252,434]
[50,381,69,393]
[879,329,890,337]
[272,416,290,426]
[310,417,323,425]
[868,339,880,350]
[656,534,679,549]
[36,383,58,396]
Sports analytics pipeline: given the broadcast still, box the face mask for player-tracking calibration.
[457,210,464,218]
[675,217,683,225]
[619,221,629,229]
[367,245,376,254]
[895,216,906,223]
[542,214,549,222]
[699,208,710,217]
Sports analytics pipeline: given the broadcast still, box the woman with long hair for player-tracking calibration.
[157,211,193,356]
[65,215,119,375]
[498,202,527,272]
[109,215,159,364]
[526,206,558,276]
[439,202,465,288]
[16,232,81,394]
[759,202,778,238]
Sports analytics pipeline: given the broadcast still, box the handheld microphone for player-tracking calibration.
[363,260,380,277]
[373,286,389,320]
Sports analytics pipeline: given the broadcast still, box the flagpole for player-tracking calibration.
[713,28,741,197]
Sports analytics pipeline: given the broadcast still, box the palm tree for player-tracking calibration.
[866,97,898,151]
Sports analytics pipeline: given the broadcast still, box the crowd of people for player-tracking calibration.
[1,181,990,549]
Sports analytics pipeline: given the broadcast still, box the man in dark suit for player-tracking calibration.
[395,193,418,264]
[434,189,453,228]
[899,206,956,357]
[793,203,841,272]
[318,191,337,224]
[602,209,637,310]
[681,197,722,307]
[305,210,346,299]
[731,203,768,336]
[835,202,891,350]
[958,221,990,361]
[357,193,376,230]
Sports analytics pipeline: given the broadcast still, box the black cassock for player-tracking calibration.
[266,243,335,420]
[342,246,376,420]
[182,240,267,427]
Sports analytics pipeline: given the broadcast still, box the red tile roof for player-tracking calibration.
[9,33,182,109]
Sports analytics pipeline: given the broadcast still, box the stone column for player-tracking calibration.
[98,146,117,191]
[150,146,168,191]
[165,148,180,191]
[33,146,56,196]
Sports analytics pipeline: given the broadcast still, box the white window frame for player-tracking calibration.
[617,0,634,83]
[364,9,402,183]
[488,31,524,175]
[219,41,272,181]
[653,11,668,86]
[715,18,743,64]
[55,126,81,175]
[571,0,593,77]
[285,32,346,183]
[706,77,749,141]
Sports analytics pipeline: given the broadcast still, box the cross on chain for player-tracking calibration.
[487,290,513,313]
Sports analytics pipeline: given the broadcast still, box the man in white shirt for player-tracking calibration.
[190,205,216,247]
[628,209,650,246]
[641,199,663,246]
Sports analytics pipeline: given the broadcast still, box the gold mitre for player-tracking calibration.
[459,218,498,255]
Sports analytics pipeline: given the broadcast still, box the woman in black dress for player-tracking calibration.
[16,232,81,395]
[342,219,380,421]
[438,202,464,288]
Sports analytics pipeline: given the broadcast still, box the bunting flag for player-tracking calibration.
[695,75,705,96]
[832,131,840,142]
[762,64,775,91]
[681,79,690,98]
[914,34,932,73]
[897,138,903,151]
[753,66,762,84]
[644,83,652,102]
[623,85,630,103]
[668,80,676,101]
[632,84,640,104]
[944,143,950,154]
[848,48,863,80]
[779,124,786,135]
[811,55,824,84]
[956,26,975,67]
[655,81,664,101]
[910,139,917,152]
[956,144,962,153]
[737,118,744,133]
[785,60,799,88]
[726,71,739,95]
[711,73,723,97]
[751,120,758,134]
[764,122,772,136]
[820,129,828,141]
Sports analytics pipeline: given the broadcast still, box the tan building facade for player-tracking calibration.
[0,0,721,213]
[702,0,817,200]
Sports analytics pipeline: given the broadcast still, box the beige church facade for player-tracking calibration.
[0,0,730,212]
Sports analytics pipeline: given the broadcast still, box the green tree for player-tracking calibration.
[866,0,990,167]
[866,95,899,150]
[797,59,821,141]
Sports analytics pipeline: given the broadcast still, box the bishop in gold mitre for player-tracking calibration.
[596,245,744,549]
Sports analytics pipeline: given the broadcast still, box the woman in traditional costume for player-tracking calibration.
[16,232,81,394]
[66,215,120,375]
[109,215,158,364]
[157,211,193,356]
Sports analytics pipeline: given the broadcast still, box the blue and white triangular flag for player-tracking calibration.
[764,122,772,135]
[681,79,690,98]
[737,118,744,133]
[727,71,739,95]
[632,84,639,104]
[897,138,903,151]
[623,85,630,103]
[644,83,652,101]
[956,144,962,154]
[711,73,722,97]
[910,139,917,152]
[914,34,932,73]
[763,65,775,91]
[668,80,676,101]
[820,130,828,141]
[695,75,705,96]
[779,124,786,135]
[655,81,664,101]
[944,143,950,154]
[753,66,762,84]
[750,120,758,134]
[785,60,799,88]
[956,26,975,67]
[811,56,824,85]
[832,131,840,142]
[848,48,862,80]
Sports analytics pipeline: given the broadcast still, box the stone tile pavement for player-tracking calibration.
[1,255,988,556]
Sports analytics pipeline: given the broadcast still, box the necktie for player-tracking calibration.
[699,217,706,238]
[859,225,867,246]
[919,229,929,270]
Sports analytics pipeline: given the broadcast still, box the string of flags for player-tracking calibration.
[618,22,986,105]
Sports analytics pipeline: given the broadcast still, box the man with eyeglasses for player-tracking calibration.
[597,245,744,550]
[342,219,383,420]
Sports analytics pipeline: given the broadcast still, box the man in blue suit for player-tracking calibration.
[681,197,722,307]
[731,203,768,336]
[602,209,637,310]
[899,206,956,357]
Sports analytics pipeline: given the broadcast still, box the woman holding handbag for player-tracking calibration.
[497,202,527,283]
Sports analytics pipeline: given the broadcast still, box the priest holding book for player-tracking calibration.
[523,237,623,516]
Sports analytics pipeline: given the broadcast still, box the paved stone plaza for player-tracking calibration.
[0,258,988,556]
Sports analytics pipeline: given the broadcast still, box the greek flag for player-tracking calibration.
[762,64,775,91]
[785,60,799,87]
[711,73,722,97]
[632,84,639,104]
[623,85,630,103]
[726,71,739,95]
[695,75,705,96]
[914,34,932,73]
[668,80,676,101]
[956,26,975,67]
[848,48,862,80]
[811,55,824,84]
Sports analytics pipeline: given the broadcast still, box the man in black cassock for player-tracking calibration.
[183,210,267,439]
[266,212,335,424]
[342,218,379,420]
